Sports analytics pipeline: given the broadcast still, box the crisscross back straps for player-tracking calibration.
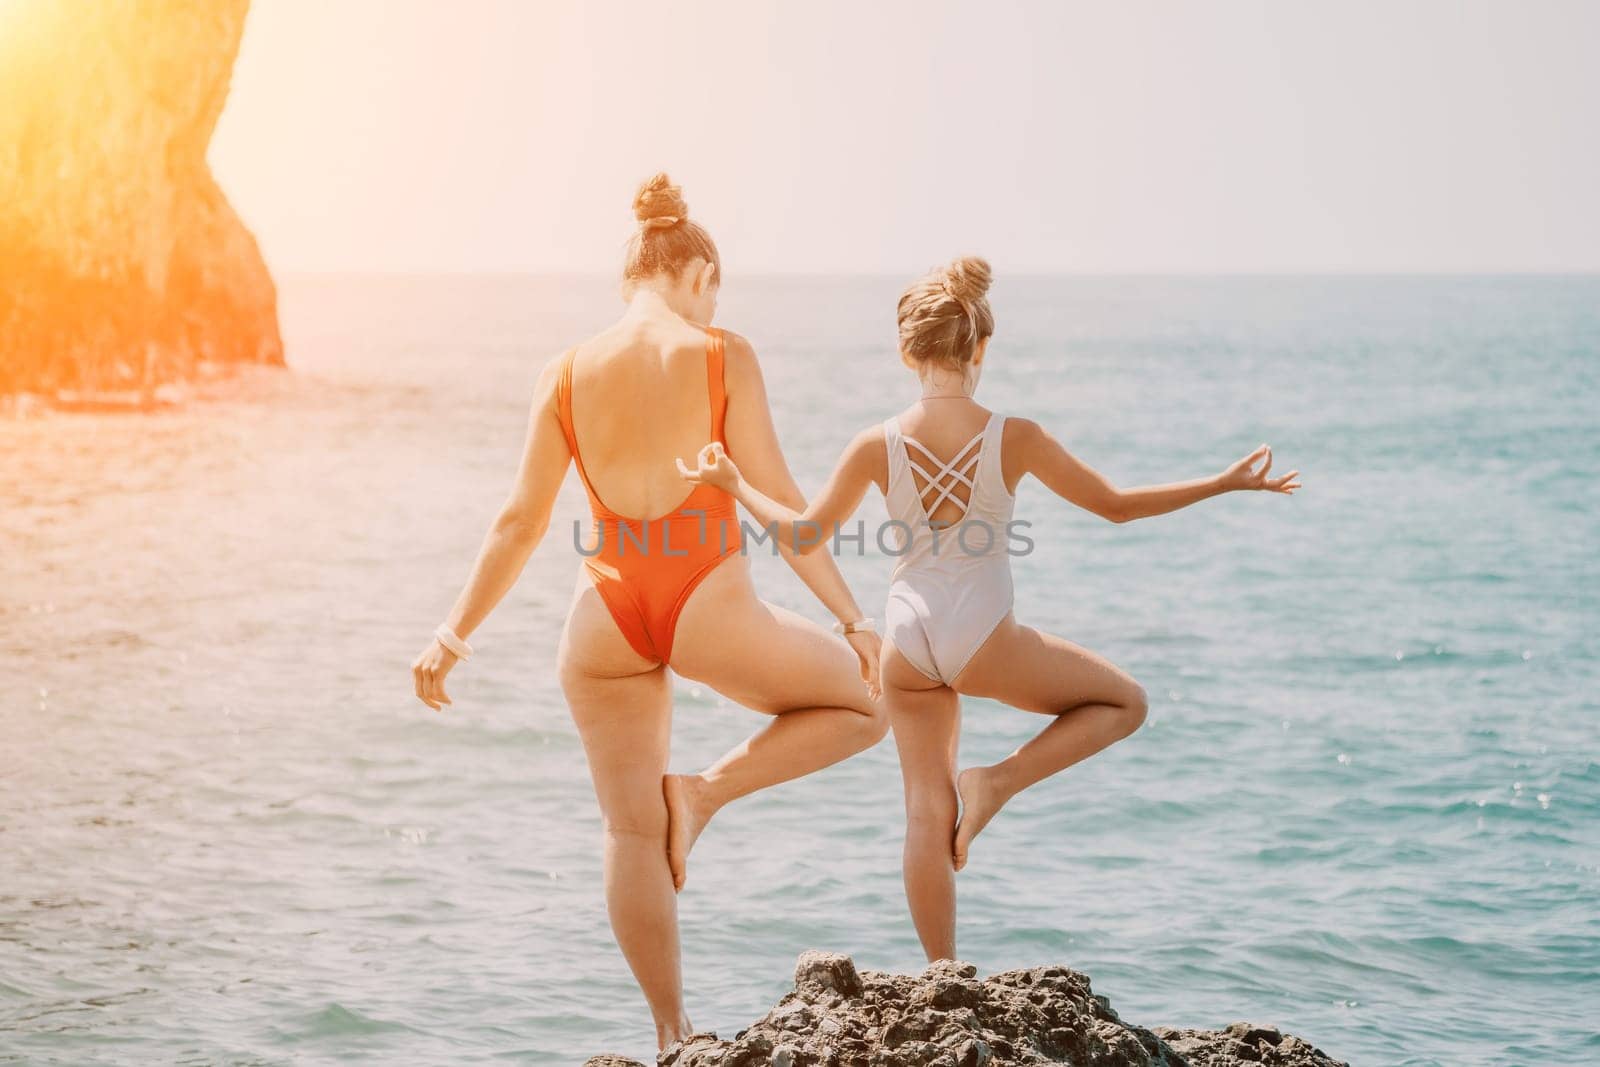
[903,431,984,519]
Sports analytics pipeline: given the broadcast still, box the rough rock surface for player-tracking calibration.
[0,0,282,398]
[585,951,1348,1067]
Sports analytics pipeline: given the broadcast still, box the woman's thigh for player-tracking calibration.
[952,616,1144,715]
[559,577,674,829]
[883,642,961,792]
[670,560,872,716]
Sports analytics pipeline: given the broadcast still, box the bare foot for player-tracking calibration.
[663,773,717,891]
[656,1016,698,1052]
[953,766,1008,871]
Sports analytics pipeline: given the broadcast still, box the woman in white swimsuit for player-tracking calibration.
[679,256,1301,961]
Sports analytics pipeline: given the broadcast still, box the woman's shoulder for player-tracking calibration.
[851,421,889,449]
[840,422,890,485]
[714,329,774,402]
[714,327,758,366]
[996,414,1046,471]
[1000,413,1043,441]
[527,345,581,410]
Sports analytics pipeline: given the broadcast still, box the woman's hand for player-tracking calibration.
[676,442,742,493]
[1220,444,1301,494]
[411,639,458,711]
[844,629,883,701]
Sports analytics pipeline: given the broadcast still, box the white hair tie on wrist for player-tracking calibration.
[434,625,473,661]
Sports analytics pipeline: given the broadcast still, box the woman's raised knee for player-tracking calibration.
[854,698,891,743]
[1120,681,1149,736]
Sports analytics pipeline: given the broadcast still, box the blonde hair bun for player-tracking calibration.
[940,256,992,303]
[633,172,689,231]
[622,171,721,283]
[896,255,997,369]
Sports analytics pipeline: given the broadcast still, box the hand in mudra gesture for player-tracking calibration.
[676,442,742,493]
[1221,444,1301,494]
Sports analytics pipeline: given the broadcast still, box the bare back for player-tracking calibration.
[566,313,723,520]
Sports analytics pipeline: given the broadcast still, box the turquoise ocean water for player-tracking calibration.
[3,275,1596,1065]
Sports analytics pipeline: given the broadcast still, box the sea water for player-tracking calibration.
[2,274,1596,1065]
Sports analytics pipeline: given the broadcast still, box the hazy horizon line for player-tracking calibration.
[275,268,1600,281]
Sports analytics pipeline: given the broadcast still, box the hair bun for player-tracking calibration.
[940,256,992,303]
[633,172,689,230]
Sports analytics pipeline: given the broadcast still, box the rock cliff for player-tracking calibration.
[587,951,1347,1067]
[0,0,282,399]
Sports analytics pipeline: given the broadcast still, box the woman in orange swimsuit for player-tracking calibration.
[410,174,886,1049]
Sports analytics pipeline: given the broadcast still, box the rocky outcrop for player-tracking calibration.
[587,951,1347,1067]
[0,0,282,399]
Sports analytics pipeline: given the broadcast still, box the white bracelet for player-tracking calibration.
[833,618,875,636]
[434,624,473,661]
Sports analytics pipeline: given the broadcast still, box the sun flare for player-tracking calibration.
[1,0,280,398]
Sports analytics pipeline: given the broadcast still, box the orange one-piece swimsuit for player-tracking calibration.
[554,327,744,663]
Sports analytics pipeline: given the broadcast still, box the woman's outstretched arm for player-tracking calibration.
[713,333,884,694]
[412,358,572,709]
[679,429,880,555]
[1015,419,1300,523]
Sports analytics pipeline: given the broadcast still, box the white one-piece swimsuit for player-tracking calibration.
[882,413,1016,684]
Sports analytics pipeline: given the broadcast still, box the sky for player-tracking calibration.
[210,0,1600,275]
